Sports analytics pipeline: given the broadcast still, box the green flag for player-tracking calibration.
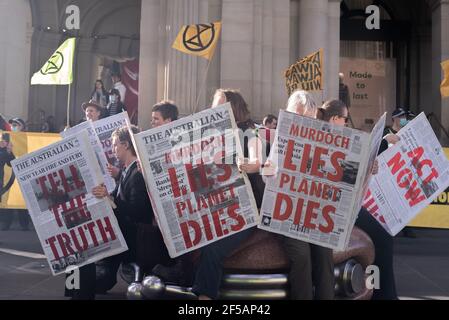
[31,38,76,85]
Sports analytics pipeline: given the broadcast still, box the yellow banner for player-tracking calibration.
[172,22,222,60]
[0,131,61,209]
[285,49,324,96]
[408,148,449,229]
[441,59,449,98]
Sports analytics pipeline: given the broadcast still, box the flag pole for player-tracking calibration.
[193,57,213,114]
[66,83,71,129]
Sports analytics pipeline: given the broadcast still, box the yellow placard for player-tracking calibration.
[0,131,61,209]
[284,49,324,96]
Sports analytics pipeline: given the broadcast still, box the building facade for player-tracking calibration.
[0,0,448,144]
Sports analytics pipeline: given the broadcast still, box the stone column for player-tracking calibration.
[431,0,449,145]
[221,0,254,108]
[327,0,341,101]
[0,0,32,121]
[138,0,162,129]
[298,0,329,102]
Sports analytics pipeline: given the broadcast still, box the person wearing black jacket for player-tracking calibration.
[66,125,169,299]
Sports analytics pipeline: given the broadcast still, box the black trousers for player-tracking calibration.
[355,207,397,300]
[65,223,168,300]
[283,237,334,300]
[192,227,254,299]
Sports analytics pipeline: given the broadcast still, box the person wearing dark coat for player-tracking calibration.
[66,125,169,299]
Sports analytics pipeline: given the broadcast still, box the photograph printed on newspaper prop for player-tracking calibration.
[131,103,259,258]
[409,148,449,229]
[363,112,449,236]
[90,111,130,168]
[61,120,116,194]
[11,131,127,275]
[259,110,386,251]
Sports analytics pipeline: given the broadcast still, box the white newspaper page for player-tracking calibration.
[259,110,372,251]
[347,113,387,233]
[132,103,259,258]
[363,112,449,236]
[61,120,116,193]
[92,112,130,167]
[11,132,127,275]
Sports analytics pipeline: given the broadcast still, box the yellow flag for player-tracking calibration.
[441,59,449,98]
[284,49,324,96]
[172,22,222,60]
[31,38,76,85]
[0,132,61,209]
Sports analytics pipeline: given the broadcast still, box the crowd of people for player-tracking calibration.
[0,69,417,300]
[59,74,418,301]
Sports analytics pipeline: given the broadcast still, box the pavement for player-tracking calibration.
[1,224,449,300]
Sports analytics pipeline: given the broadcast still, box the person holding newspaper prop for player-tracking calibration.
[87,125,169,297]
[264,90,335,300]
[317,100,399,300]
[190,89,258,300]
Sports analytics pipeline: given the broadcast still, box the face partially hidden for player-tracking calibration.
[112,135,127,165]
[329,108,349,127]
[212,92,226,108]
[151,111,171,128]
[266,120,277,130]
[85,106,100,121]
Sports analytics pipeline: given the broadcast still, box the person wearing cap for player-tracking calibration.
[9,118,26,132]
[384,107,408,136]
[82,100,104,122]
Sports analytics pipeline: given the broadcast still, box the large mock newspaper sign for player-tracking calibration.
[132,103,259,258]
[362,112,449,236]
[92,112,130,167]
[11,132,127,275]
[61,120,116,193]
[259,110,385,250]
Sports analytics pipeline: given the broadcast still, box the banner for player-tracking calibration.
[91,112,130,167]
[132,103,259,258]
[284,49,323,96]
[0,131,61,209]
[31,38,76,85]
[363,113,449,235]
[441,59,449,98]
[258,110,385,250]
[11,132,127,275]
[61,121,116,194]
[172,22,222,60]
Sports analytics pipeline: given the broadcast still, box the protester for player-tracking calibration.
[272,90,335,300]
[151,100,179,127]
[190,89,257,300]
[317,99,399,300]
[82,100,104,122]
[0,118,31,231]
[141,100,194,285]
[0,121,15,231]
[111,73,126,103]
[90,80,109,107]
[262,114,277,130]
[384,107,408,136]
[66,125,169,299]
[106,88,126,117]
[382,107,417,239]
